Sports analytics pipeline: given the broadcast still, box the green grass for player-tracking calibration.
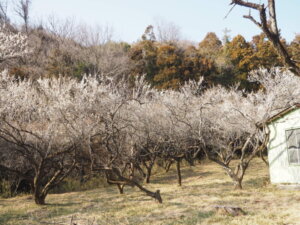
[1,159,300,225]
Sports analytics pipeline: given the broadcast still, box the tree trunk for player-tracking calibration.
[142,157,155,183]
[232,0,300,75]
[176,159,182,186]
[34,195,46,205]
[146,166,152,183]
[33,169,47,205]
[260,152,269,167]
[107,168,163,203]
[268,34,300,75]
[135,164,146,178]
[34,190,46,205]
[234,179,243,190]
[129,163,134,180]
[80,165,85,184]
[165,160,173,172]
[117,184,125,194]
[132,181,162,203]
[223,166,243,190]
[268,0,279,35]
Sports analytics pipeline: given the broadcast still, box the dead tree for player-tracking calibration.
[0,1,9,25]
[15,0,31,33]
[230,0,300,75]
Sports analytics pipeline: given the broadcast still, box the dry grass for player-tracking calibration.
[1,159,300,225]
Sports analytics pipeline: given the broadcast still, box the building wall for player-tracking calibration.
[268,109,300,184]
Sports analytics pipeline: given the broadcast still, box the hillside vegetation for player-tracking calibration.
[1,159,300,225]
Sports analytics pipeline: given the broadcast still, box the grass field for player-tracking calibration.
[1,159,300,225]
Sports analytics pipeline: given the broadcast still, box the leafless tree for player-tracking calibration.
[0,0,9,25]
[75,24,132,80]
[154,18,182,43]
[229,0,300,75]
[15,0,31,33]
[46,15,77,40]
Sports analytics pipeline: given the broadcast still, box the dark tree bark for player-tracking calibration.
[142,155,156,183]
[32,160,76,205]
[164,160,173,173]
[117,184,125,194]
[135,163,146,179]
[34,189,46,205]
[145,167,152,183]
[175,158,182,186]
[230,0,300,75]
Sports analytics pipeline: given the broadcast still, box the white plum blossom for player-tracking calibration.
[0,64,299,201]
[0,26,30,62]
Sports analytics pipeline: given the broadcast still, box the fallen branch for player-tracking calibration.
[103,167,162,203]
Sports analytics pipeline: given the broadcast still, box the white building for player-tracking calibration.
[267,104,300,184]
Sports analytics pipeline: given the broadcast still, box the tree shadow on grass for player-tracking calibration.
[0,212,29,224]
[197,171,214,177]
[168,211,215,225]
[244,176,269,189]
[189,181,234,189]
[46,202,79,207]
[151,167,212,185]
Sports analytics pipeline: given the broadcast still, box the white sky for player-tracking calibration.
[26,0,300,43]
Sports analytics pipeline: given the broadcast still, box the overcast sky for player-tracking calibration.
[26,0,300,43]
